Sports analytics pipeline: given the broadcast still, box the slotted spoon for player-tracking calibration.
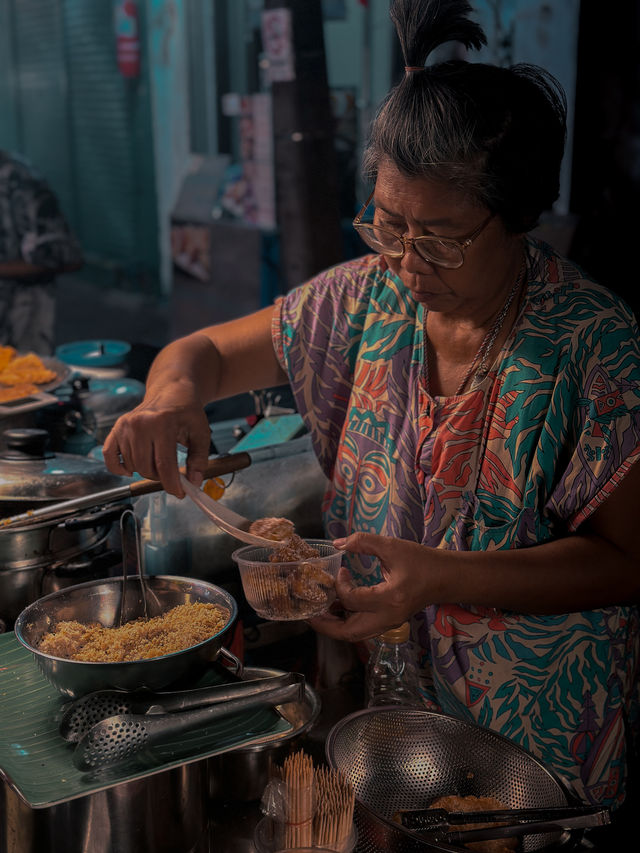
[59,671,299,743]
[73,675,305,771]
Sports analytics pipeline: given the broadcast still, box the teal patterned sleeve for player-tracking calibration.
[539,288,640,530]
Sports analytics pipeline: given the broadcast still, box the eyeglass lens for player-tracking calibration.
[355,224,463,267]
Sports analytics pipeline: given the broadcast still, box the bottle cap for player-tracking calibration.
[379,622,410,643]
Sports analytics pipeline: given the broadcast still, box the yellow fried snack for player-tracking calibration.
[0,346,16,371]
[0,352,56,386]
[203,477,226,500]
[0,382,39,403]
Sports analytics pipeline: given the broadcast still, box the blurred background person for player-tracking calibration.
[0,149,83,355]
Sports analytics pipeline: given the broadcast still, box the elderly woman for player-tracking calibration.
[104,0,640,813]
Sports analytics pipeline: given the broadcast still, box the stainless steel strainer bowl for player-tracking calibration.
[326,707,581,853]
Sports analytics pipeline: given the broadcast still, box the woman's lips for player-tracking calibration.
[412,290,442,303]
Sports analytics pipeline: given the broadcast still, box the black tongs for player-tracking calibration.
[394,804,610,845]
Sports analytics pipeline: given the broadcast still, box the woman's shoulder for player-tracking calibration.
[280,253,391,319]
[307,253,388,293]
[525,237,635,320]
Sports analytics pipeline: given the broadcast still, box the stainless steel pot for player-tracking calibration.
[0,507,124,629]
[207,665,321,802]
[1,760,210,853]
[0,427,134,628]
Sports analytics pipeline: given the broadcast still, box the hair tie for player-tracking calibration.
[404,66,424,74]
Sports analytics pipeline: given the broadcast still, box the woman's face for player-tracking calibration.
[373,160,518,317]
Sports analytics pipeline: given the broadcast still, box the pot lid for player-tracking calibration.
[55,339,131,368]
[0,428,131,501]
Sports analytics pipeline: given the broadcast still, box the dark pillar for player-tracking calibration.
[264,0,343,291]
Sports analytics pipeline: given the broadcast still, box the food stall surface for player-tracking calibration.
[0,609,365,853]
[2,621,634,853]
[0,631,298,853]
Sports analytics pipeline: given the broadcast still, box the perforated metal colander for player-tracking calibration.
[326,708,580,853]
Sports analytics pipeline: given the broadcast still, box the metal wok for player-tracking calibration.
[13,575,238,698]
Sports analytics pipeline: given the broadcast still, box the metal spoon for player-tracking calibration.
[59,671,301,743]
[180,474,279,547]
[118,508,161,625]
[73,677,305,771]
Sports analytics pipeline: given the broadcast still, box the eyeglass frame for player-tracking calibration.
[352,189,495,269]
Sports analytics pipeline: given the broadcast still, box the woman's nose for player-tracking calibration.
[400,239,435,272]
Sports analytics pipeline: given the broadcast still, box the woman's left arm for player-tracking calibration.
[310,461,640,643]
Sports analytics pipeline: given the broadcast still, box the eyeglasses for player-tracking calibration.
[353,190,494,269]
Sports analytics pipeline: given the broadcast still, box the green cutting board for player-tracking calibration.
[0,632,291,808]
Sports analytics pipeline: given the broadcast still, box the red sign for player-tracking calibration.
[114,1,140,78]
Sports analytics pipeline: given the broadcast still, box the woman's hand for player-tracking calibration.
[102,378,211,497]
[308,532,438,642]
[103,306,287,498]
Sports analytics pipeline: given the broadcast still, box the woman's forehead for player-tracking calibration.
[374,163,479,224]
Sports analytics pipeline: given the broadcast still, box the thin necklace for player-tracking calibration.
[421,257,527,396]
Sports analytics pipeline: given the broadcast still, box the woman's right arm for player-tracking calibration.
[102,304,287,496]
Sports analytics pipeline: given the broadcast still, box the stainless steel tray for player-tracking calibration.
[0,356,71,416]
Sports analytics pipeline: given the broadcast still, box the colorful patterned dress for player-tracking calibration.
[273,237,640,807]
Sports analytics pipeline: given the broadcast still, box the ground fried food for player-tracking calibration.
[290,562,334,601]
[427,795,519,853]
[244,558,335,619]
[248,516,296,541]
[268,534,320,562]
[37,601,231,662]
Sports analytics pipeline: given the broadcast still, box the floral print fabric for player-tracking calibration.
[273,238,640,807]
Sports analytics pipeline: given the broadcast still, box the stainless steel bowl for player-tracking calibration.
[326,707,580,853]
[14,575,238,698]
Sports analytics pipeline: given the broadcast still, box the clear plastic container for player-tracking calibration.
[232,540,342,621]
[253,816,357,853]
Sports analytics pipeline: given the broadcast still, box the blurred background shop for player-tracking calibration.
[0,0,637,353]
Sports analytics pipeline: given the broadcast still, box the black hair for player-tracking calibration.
[363,0,568,232]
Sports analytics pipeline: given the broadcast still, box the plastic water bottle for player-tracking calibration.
[366,622,423,708]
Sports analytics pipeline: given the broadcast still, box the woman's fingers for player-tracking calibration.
[306,563,394,642]
[334,531,394,558]
[309,608,395,643]
[311,532,432,643]
[334,566,387,609]
[103,404,211,497]
[102,430,132,477]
